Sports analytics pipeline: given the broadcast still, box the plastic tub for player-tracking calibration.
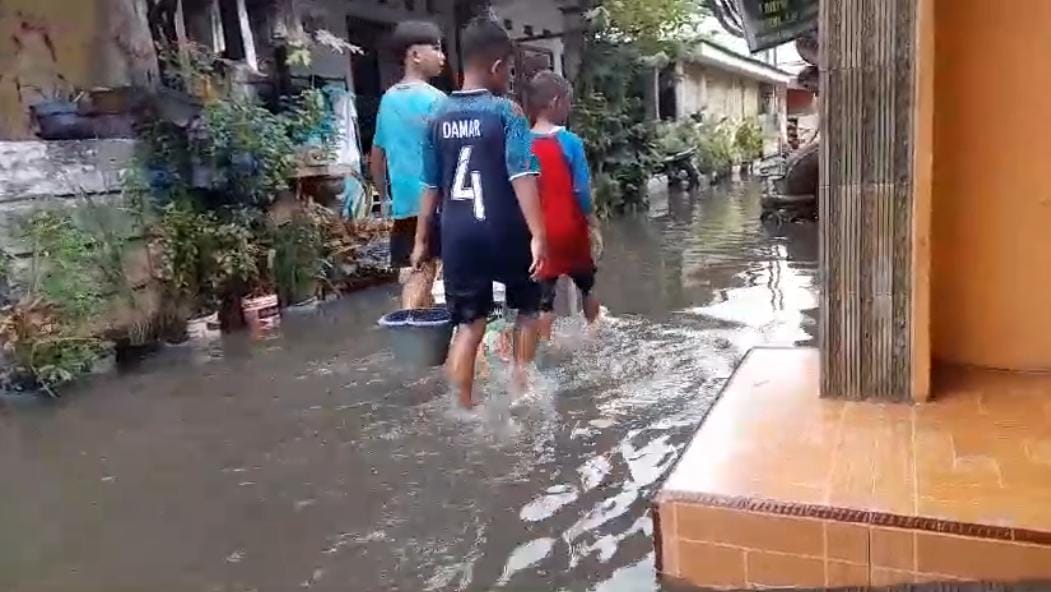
[378,307,454,368]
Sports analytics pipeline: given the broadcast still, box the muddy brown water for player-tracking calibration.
[0,183,818,592]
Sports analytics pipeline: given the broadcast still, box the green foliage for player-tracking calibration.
[590,0,707,54]
[25,211,104,323]
[156,40,224,97]
[25,338,105,393]
[282,88,343,163]
[136,120,193,203]
[192,98,297,207]
[0,211,109,394]
[285,28,362,68]
[573,41,661,217]
[735,117,765,162]
[205,212,263,298]
[152,199,210,313]
[150,200,274,318]
[272,213,325,306]
[696,119,739,176]
[655,119,701,156]
[656,117,737,178]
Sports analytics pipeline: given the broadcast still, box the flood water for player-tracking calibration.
[0,183,818,592]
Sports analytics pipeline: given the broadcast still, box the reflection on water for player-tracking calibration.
[0,183,818,592]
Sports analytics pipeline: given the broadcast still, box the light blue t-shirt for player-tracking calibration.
[373,81,446,219]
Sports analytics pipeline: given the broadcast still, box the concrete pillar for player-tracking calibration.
[819,0,931,402]
[560,4,584,82]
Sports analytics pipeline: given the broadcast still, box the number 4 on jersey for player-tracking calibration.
[451,146,485,221]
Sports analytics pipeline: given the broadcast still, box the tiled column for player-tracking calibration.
[820,0,930,402]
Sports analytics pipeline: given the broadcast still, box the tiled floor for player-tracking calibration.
[655,348,1051,589]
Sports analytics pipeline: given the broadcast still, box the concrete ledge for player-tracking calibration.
[0,139,137,202]
[654,348,1051,589]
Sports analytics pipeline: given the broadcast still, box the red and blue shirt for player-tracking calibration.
[531,127,593,278]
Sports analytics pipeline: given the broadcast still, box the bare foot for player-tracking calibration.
[458,390,476,409]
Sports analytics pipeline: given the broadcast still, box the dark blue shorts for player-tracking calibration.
[444,277,541,325]
[539,268,597,313]
[390,215,441,268]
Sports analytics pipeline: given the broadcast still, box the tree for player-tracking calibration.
[591,0,709,54]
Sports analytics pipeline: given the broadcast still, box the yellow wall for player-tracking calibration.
[0,0,156,139]
[932,0,1051,370]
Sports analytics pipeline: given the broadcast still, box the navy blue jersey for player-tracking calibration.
[422,90,539,284]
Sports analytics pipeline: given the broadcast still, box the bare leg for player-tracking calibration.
[401,259,438,309]
[512,313,540,392]
[447,318,487,408]
[583,294,601,325]
[538,312,556,342]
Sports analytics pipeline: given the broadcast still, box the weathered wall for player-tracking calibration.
[931,0,1051,370]
[0,0,157,140]
[0,140,137,252]
[679,65,763,121]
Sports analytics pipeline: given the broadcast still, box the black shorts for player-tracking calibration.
[539,269,597,313]
[444,277,542,326]
[390,216,440,268]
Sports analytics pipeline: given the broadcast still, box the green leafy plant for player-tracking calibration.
[735,117,765,162]
[152,198,211,314]
[573,41,661,217]
[192,98,297,207]
[696,118,739,177]
[205,212,263,298]
[272,212,325,306]
[285,28,362,68]
[282,88,342,163]
[25,211,104,323]
[589,0,708,54]
[156,40,225,98]
[0,211,108,395]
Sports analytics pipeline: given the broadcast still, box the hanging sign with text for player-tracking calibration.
[734,0,819,52]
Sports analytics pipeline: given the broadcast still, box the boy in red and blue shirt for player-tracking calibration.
[526,71,602,340]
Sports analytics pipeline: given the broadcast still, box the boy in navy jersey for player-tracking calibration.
[412,16,548,408]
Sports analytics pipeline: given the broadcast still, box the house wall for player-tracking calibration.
[491,0,566,75]
[678,64,764,122]
[0,0,156,140]
[931,0,1051,370]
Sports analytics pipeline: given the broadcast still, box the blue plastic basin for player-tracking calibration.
[378,308,453,368]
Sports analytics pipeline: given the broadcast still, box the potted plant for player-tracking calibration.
[151,200,223,342]
[191,98,297,208]
[28,84,88,140]
[273,211,325,310]
[735,117,765,176]
[196,210,278,334]
[0,211,107,396]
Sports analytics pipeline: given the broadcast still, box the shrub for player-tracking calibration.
[735,117,764,162]
[191,99,297,207]
[573,40,662,217]
[272,212,325,306]
[696,119,738,177]
[0,211,108,395]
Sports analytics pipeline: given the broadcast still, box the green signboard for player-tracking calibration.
[735,0,819,52]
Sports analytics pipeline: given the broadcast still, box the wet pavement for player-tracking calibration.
[0,183,818,592]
